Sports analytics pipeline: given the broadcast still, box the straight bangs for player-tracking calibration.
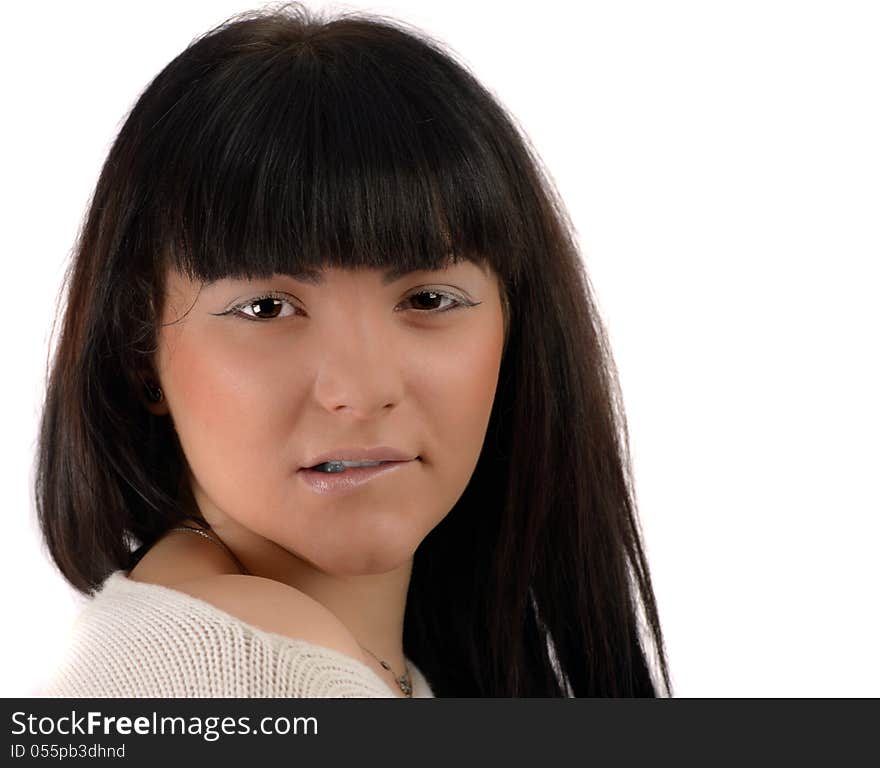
[133,16,528,297]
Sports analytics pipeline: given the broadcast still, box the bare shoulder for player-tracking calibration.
[127,531,369,668]
[167,574,367,666]
[127,528,242,586]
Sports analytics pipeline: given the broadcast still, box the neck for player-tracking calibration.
[203,522,412,673]
[280,554,413,674]
[182,483,414,676]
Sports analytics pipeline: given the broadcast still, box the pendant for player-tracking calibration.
[398,676,413,696]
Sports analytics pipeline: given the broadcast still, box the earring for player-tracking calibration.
[144,380,164,404]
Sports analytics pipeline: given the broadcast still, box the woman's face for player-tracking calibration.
[151,258,506,576]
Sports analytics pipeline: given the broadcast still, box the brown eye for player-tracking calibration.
[229,294,298,321]
[250,298,283,318]
[404,290,462,313]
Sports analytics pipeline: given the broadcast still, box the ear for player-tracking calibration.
[134,367,170,416]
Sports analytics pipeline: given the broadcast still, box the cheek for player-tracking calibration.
[417,321,504,477]
[159,329,297,493]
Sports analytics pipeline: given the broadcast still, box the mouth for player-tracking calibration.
[297,458,420,496]
[305,459,402,473]
[299,446,418,470]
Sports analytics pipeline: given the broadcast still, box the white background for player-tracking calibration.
[2,0,878,697]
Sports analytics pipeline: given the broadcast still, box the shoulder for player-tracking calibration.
[169,573,368,666]
[127,527,243,585]
[42,571,392,697]
[127,532,368,668]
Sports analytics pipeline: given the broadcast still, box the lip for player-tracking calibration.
[297,459,418,496]
[300,445,418,468]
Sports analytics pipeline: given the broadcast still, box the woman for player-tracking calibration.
[36,3,670,697]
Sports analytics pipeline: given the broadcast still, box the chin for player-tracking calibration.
[313,543,417,578]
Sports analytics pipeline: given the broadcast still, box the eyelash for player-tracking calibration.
[225,289,475,322]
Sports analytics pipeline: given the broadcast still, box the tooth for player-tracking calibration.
[312,460,387,472]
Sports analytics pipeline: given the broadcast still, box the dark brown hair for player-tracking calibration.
[35,2,671,696]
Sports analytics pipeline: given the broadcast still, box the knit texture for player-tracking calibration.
[41,571,434,698]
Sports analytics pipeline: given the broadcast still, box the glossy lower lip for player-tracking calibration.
[297,459,418,496]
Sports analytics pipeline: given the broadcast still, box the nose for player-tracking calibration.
[311,317,405,418]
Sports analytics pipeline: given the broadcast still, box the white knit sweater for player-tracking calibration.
[40,571,434,698]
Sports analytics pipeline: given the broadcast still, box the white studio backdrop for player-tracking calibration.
[1,0,877,697]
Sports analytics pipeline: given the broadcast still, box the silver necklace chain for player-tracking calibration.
[165,525,413,697]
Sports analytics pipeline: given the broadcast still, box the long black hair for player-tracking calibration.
[35,2,671,696]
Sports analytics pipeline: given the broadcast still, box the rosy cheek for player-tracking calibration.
[425,328,502,468]
[461,320,503,400]
[162,330,250,432]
